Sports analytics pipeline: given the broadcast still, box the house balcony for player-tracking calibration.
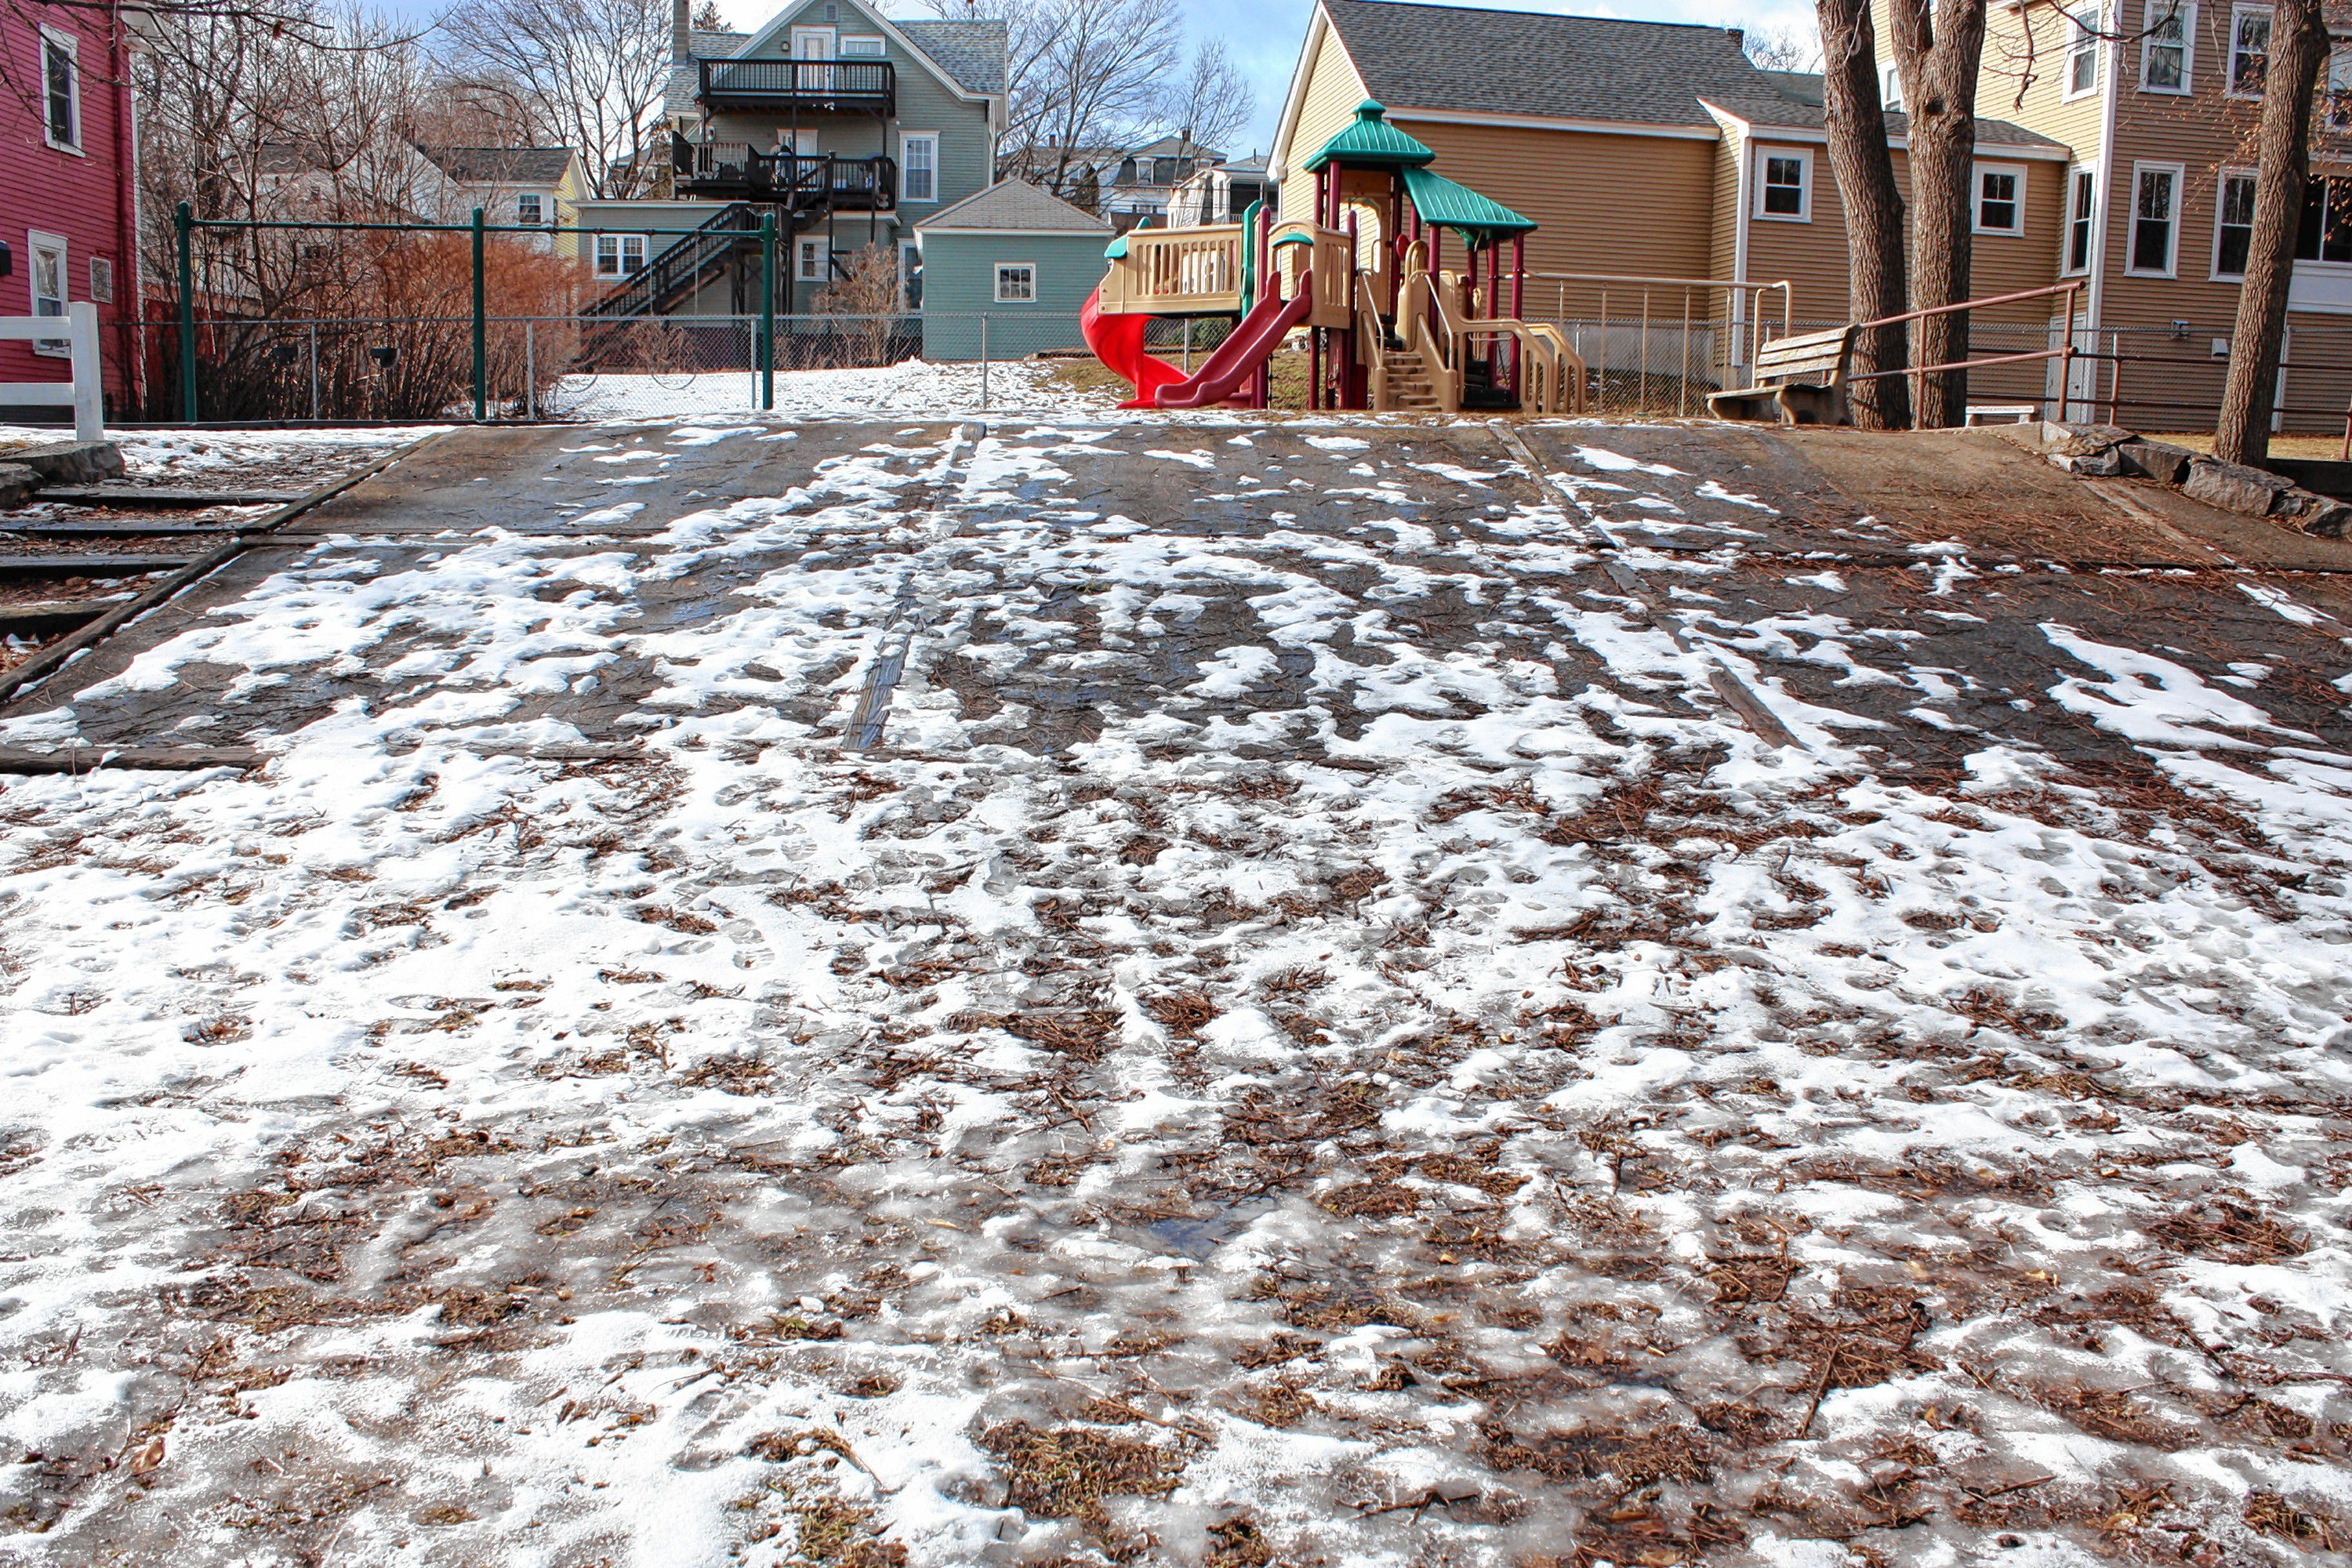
[673,138,898,210]
[697,57,895,116]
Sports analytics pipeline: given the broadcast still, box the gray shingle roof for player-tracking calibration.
[1319,1,2068,151]
[665,30,750,117]
[1321,0,1781,128]
[918,179,1111,233]
[418,145,577,184]
[898,20,1008,94]
[1719,72,2067,149]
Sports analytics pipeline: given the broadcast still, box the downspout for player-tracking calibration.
[1730,127,1752,371]
[2083,2,2123,412]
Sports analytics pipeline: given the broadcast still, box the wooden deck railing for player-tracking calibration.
[699,57,895,114]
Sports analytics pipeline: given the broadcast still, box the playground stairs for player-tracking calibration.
[1383,347,1442,412]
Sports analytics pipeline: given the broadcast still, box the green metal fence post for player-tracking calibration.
[470,208,487,422]
[760,212,777,412]
[175,202,197,423]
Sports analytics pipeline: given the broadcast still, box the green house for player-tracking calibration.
[915,180,1111,361]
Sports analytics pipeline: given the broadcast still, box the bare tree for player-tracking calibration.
[439,0,673,198]
[814,243,908,367]
[931,0,1181,195]
[1816,0,1911,428]
[1742,24,1822,72]
[2217,0,2332,465]
[1163,37,1252,171]
[1886,0,1988,427]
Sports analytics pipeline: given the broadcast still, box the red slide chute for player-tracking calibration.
[1079,288,1188,409]
[1151,280,1312,410]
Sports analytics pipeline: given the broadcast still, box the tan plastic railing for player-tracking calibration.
[1098,225,1246,315]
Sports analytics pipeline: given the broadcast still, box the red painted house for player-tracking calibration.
[2,0,140,419]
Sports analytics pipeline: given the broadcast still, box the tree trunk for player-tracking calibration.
[2216,0,2328,466]
[1817,0,1911,429]
[1888,0,1987,428]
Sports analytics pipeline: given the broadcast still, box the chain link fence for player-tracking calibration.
[1530,313,2352,434]
[132,312,1122,423]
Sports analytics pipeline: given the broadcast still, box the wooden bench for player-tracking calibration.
[1708,325,1857,426]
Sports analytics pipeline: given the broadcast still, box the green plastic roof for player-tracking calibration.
[1102,214,1150,260]
[1400,164,1537,236]
[1302,100,1435,172]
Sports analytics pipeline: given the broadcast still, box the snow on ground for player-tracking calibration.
[0,423,440,493]
[550,359,1114,422]
[0,417,2347,1567]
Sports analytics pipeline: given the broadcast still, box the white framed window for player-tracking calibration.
[798,237,829,282]
[2213,169,2256,278]
[517,193,543,226]
[2140,0,2195,91]
[2063,165,2097,274]
[27,232,69,356]
[900,132,938,203]
[39,27,81,153]
[1880,62,1903,110]
[2063,5,2103,98]
[2227,4,2271,97]
[899,240,923,310]
[2299,173,2352,263]
[1754,147,1813,221]
[593,233,645,278]
[993,262,1036,303]
[2127,162,2183,275]
[88,255,113,303]
[2326,38,2352,130]
[840,34,884,54]
[1976,162,2027,234]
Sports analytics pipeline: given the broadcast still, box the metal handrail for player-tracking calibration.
[585,202,752,320]
[1842,280,2085,397]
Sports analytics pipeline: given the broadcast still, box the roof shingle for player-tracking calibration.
[1321,0,1777,128]
[417,145,577,185]
[917,179,1112,233]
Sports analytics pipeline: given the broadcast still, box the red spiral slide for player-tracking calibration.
[1079,287,1188,409]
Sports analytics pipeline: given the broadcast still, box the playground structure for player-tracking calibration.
[1080,103,1584,415]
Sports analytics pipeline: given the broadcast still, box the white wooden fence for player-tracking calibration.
[1,301,104,441]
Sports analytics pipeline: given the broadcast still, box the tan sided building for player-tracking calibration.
[1269,0,2352,429]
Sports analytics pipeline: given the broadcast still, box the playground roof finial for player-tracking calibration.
[1303,98,1436,172]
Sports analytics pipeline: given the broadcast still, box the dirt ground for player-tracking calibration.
[0,416,2347,1568]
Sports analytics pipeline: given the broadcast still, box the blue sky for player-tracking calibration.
[719,0,1820,155]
